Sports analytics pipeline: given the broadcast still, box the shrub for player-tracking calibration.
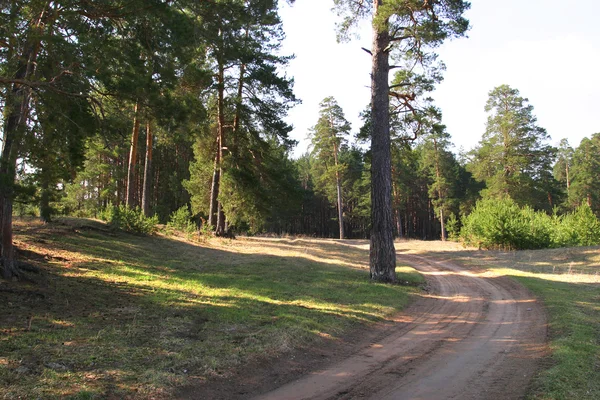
[100,205,158,234]
[461,198,600,250]
[167,206,197,234]
[460,197,552,250]
[556,203,600,247]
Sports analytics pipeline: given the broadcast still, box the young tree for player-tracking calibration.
[310,97,351,239]
[469,85,558,211]
[333,0,470,282]
[417,108,456,241]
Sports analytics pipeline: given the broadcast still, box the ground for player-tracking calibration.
[1,219,598,399]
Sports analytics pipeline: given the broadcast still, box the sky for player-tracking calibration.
[278,0,600,157]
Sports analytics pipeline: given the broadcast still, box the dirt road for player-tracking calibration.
[253,254,547,400]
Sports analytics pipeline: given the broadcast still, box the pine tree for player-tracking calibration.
[333,0,470,282]
[569,133,600,215]
[469,85,558,211]
[310,97,351,239]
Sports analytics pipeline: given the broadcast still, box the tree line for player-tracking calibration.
[2,1,598,282]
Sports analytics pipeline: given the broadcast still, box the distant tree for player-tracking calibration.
[417,108,456,241]
[310,97,351,239]
[333,0,470,282]
[469,85,558,211]
[569,133,600,215]
[553,138,574,198]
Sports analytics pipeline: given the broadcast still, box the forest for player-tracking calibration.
[1,0,600,281]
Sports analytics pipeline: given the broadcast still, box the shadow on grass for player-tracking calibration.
[1,222,416,399]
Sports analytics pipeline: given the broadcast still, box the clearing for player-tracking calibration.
[2,219,599,399]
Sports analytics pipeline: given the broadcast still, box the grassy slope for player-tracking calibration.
[399,241,600,400]
[0,219,423,399]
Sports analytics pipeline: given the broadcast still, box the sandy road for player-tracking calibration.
[254,254,547,400]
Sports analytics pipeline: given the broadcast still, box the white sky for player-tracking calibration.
[279,0,600,157]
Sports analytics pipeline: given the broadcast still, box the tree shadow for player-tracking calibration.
[1,222,415,399]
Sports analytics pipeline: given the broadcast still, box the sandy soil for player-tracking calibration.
[181,252,547,400]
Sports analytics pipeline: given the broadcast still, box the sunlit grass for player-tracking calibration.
[0,218,423,399]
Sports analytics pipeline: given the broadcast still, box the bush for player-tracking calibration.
[167,206,197,234]
[461,198,600,250]
[460,197,552,250]
[554,203,600,247]
[100,205,158,234]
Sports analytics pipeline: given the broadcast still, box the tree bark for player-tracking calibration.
[369,0,396,282]
[214,61,227,236]
[126,101,141,208]
[208,150,220,228]
[39,175,51,223]
[0,2,45,278]
[142,121,153,217]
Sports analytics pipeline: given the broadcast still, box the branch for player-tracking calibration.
[389,82,412,89]
[361,47,372,56]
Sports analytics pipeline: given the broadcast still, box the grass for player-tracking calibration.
[399,240,600,400]
[0,218,424,399]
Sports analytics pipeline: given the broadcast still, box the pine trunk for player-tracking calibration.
[126,102,141,208]
[215,61,227,236]
[369,0,396,282]
[332,141,345,239]
[208,152,220,228]
[39,176,51,223]
[142,121,153,217]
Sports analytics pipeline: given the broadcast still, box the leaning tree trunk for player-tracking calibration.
[369,0,396,282]
[126,101,141,208]
[141,121,153,217]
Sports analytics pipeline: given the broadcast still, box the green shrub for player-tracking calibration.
[460,197,552,250]
[167,206,197,234]
[461,198,600,250]
[555,203,600,247]
[445,212,460,241]
[100,205,158,234]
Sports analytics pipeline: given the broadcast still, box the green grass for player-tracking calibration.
[0,218,423,399]
[407,242,600,400]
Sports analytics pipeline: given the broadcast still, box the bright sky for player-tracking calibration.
[279,0,600,157]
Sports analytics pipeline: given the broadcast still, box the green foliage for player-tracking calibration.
[100,205,158,235]
[554,203,600,247]
[468,85,558,211]
[445,213,460,240]
[568,133,600,215]
[461,198,600,250]
[461,197,549,250]
[167,206,197,234]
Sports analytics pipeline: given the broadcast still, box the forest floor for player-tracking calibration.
[1,219,599,399]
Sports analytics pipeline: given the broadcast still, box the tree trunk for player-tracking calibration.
[215,61,227,236]
[333,142,344,239]
[369,0,396,282]
[39,175,51,223]
[142,121,153,217]
[126,101,141,208]
[433,137,446,241]
[439,208,446,241]
[208,151,220,227]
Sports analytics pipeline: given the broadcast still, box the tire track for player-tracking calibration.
[254,254,547,400]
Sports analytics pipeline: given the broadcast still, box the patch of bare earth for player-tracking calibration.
[181,246,547,400]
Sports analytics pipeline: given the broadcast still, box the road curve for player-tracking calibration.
[254,254,547,400]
